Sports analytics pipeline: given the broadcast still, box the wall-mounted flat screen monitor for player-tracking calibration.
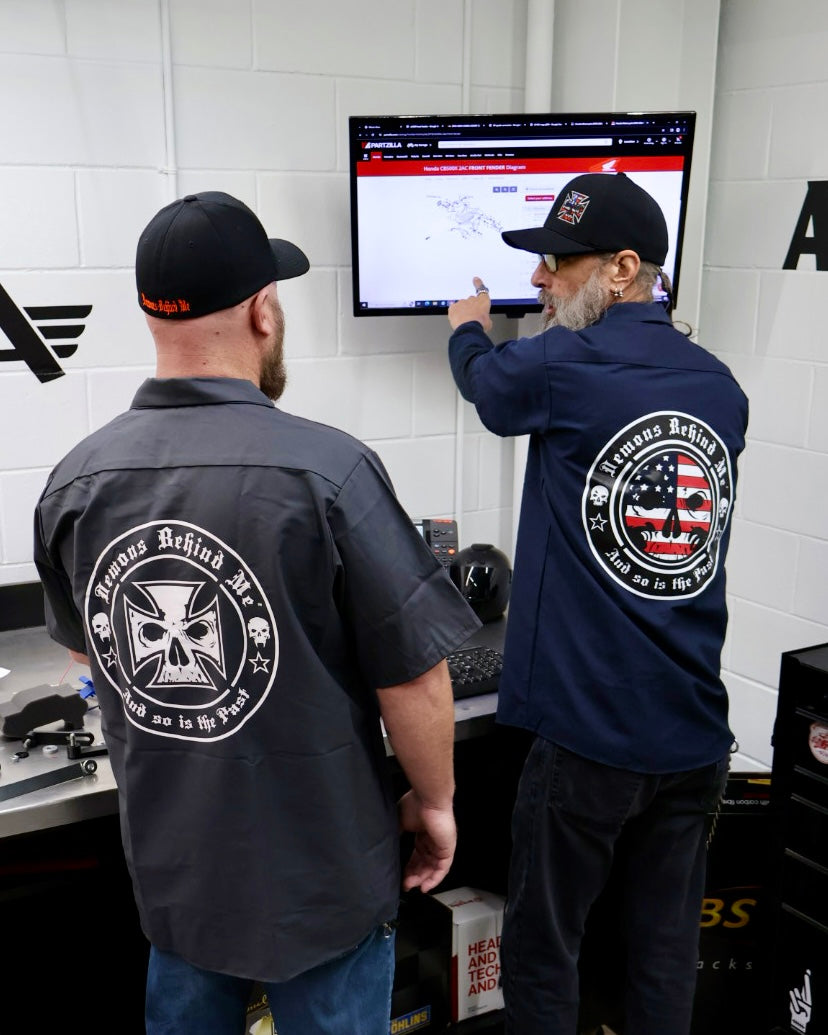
[349,111,696,318]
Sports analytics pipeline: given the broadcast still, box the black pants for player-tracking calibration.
[500,738,729,1035]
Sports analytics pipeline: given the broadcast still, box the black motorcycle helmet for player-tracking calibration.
[449,543,512,623]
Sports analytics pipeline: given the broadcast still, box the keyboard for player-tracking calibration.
[446,646,503,699]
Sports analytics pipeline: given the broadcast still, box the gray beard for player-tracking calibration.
[541,266,610,332]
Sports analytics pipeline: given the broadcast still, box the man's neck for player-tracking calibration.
[154,341,260,386]
[148,308,262,387]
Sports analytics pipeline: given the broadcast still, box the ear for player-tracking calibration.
[610,250,640,291]
[250,283,277,336]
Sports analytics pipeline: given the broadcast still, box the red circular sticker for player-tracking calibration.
[808,722,828,765]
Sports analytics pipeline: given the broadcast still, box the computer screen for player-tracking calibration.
[349,111,696,318]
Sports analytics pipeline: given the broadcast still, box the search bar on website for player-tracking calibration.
[437,138,613,148]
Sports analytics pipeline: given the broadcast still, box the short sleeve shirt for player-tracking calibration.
[34,377,480,982]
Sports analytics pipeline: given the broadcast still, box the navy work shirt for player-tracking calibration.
[34,377,480,982]
[449,303,749,773]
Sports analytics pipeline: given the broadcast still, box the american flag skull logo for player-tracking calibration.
[583,412,733,599]
[622,450,714,563]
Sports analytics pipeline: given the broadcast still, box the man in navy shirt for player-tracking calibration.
[446,172,748,1035]
[34,192,481,1035]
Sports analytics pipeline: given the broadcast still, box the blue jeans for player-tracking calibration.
[501,737,729,1035]
[145,922,396,1035]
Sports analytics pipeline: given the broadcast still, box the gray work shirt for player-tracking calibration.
[34,377,480,982]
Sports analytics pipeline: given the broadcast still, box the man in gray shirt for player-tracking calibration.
[34,191,480,1035]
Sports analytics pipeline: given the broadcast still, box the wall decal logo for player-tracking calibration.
[0,281,92,382]
[784,180,828,269]
[84,520,279,742]
[583,412,734,599]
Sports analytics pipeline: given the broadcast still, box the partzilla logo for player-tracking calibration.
[583,411,734,600]
[85,520,279,742]
[0,280,91,382]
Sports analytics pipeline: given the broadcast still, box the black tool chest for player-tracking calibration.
[767,643,828,1034]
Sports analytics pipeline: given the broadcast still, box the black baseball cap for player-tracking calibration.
[501,172,668,266]
[136,191,310,319]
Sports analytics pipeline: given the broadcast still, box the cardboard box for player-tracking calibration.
[431,886,506,1022]
[242,887,506,1033]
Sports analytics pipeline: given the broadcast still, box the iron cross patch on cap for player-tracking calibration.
[557,190,590,225]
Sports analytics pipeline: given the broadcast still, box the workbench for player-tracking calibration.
[0,623,518,1034]
[0,623,506,839]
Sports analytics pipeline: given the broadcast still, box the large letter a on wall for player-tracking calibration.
[784,181,828,270]
[0,282,65,382]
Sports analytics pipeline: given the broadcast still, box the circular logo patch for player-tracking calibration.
[583,412,734,599]
[84,520,278,741]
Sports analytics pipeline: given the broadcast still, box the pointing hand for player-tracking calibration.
[447,277,493,332]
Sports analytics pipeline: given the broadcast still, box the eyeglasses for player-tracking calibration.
[538,254,580,273]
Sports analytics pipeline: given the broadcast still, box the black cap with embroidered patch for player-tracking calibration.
[136,191,310,319]
[501,172,668,265]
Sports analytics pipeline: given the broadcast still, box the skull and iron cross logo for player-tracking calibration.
[125,581,225,690]
[85,520,278,741]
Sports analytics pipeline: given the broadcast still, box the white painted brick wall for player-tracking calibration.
[725,518,798,614]
[808,366,828,450]
[0,169,79,268]
[705,0,828,768]
[335,80,462,163]
[739,442,828,542]
[707,90,772,182]
[724,355,812,448]
[0,54,166,167]
[174,68,337,171]
[756,272,828,357]
[367,436,458,518]
[282,354,416,440]
[77,170,170,268]
[413,353,461,437]
[66,0,162,61]
[254,1,419,80]
[0,0,527,584]
[726,674,779,762]
[415,0,465,83]
[717,0,828,91]
[3,470,53,563]
[169,0,253,69]
[0,371,88,471]
[258,173,351,268]
[3,0,826,781]
[0,1,66,55]
[696,269,759,354]
[796,538,828,623]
